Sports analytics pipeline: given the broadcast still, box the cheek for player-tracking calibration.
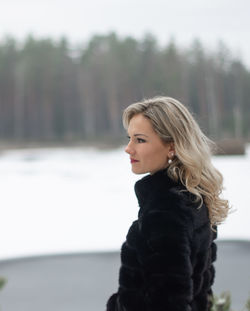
[140,146,155,160]
[152,147,168,163]
[156,152,167,164]
[146,149,165,164]
[139,143,168,166]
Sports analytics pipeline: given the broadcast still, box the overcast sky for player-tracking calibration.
[1,0,250,67]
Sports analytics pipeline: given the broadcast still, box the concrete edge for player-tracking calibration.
[0,239,249,265]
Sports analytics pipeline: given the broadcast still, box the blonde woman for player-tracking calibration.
[106,96,229,311]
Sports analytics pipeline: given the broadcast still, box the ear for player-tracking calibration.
[165,142,175,159]
[168,142,175,153]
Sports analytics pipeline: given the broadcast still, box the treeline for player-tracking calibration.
[0,33,249,143]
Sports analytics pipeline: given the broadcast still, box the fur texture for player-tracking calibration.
[106,169,217,311]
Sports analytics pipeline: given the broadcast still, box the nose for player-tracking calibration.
[125,141,134,155]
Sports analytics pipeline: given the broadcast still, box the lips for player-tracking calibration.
[130,158,139,163]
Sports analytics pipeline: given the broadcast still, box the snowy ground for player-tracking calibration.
[0,144,249,260]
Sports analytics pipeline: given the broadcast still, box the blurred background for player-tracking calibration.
[0,0,249,310]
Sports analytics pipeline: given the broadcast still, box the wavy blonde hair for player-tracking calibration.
[123,96,229,227]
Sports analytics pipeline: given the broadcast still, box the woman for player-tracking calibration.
[106,96,229,311]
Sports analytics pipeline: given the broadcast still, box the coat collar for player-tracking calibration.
[134,168,181,208]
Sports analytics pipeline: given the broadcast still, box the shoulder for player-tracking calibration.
[135,169,191,211]
[138,186,196,241]
[141,182,196,218]
[135,169,210,237]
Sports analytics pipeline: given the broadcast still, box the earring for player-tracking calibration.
[168,152,174,164]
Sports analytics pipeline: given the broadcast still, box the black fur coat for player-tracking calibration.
[106,168,217,311]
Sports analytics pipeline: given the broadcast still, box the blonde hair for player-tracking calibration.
[123,96,229,227]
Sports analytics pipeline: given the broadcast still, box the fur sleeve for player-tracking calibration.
[138,205,194,311]
[106,227,147,311]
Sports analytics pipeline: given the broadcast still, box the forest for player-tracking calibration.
[0,32,249,145]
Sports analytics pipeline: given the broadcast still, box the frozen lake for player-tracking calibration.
[0,144,249,260]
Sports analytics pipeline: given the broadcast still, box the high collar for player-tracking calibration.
[134,168,181,208]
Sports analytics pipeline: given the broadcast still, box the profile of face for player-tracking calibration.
[125,114,175,175]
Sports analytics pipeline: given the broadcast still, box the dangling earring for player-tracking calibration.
[168,152,174,164]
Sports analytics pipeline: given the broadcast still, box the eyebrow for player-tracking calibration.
[127,133,149,137]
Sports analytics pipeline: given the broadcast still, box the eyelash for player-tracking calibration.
[137,138,146,143]
[127,136,146,143]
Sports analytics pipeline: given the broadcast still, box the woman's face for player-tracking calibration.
[125,114,174,175]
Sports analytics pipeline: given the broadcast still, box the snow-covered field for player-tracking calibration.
[0,145,249,260]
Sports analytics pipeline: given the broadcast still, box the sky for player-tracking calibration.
[0,0,250,67]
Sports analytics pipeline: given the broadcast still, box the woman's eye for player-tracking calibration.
[126,136,145,143]
[137,138,146,143]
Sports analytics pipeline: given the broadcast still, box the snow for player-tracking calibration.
[0,145,249,260]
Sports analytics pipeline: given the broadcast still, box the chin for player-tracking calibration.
[131,167,149,175]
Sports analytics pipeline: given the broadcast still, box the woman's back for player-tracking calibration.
[107,169,216,311]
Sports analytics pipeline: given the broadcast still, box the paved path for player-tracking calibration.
[0,240,249,311]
